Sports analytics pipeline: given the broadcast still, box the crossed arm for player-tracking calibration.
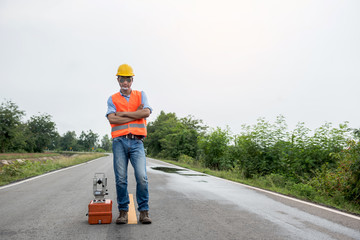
[107,104,150,125]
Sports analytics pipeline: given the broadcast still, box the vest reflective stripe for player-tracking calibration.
[111,125,129,132]
[129,123,146,128]
[111,123,146,132]
[110,90,147,138]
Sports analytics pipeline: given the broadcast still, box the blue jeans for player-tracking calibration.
[112,136,149,212]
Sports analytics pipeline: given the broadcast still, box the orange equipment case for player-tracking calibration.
[88,199,112,224]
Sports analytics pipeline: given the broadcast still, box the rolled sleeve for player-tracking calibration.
[141,91,152,114]
[106,96,116,118]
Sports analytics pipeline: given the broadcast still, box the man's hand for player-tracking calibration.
[137,104,144,110]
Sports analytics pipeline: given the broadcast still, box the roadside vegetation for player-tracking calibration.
[2,99,360,214]
[0,100,112,153]
[0,99,109,186]
[144,111,360,215]
[0,152,106,186]
[0,152,60,160]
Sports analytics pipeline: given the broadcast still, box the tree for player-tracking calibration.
[0,100,25,152]
[160,115,207,159]
[351,128,360,140]
[145,111,179,157]
[145,111,207,159]
[59,131,78,151]
[25,113,58,152]
[198,127,232,169]
[78,129,99,151]
[100,134,112,152]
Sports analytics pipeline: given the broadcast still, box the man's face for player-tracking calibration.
[117,76,133,90]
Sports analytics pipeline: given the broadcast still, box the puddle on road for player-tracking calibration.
[151,167,207,177]
[152,167,185,173]
[181,174,207,177]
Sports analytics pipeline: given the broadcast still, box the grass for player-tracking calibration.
[159,158,360,216]
[0,153,107,186]
[0,152,60,160]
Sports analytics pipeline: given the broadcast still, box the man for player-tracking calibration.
[106,63,152,224]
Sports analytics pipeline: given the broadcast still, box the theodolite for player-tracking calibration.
[87,173,112,224]
[92,173,108,202]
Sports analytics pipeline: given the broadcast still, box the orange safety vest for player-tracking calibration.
[110,90,147,139]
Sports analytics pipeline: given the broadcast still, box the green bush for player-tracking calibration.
[178,154,195,165]
[198,127,232,170]
[95,148,106,152]
[231,118,350,181]
[347,141,360,203]
[145,112,207,159]
[146,112,352,184]
[310,140,360,204]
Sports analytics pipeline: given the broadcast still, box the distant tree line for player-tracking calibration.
[0,100,112,153]
[144,111,360,205]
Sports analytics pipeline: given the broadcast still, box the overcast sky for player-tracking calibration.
[1,0,359,139]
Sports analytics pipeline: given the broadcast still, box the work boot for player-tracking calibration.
[116,210,128,224]
[139,210,152,224]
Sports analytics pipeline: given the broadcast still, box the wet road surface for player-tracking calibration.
[0,155,359,239]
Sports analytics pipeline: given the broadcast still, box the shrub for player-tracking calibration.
[178,154,195,165]
[198,127,232,170]
[309,140,360,204]
[95,148,106,153]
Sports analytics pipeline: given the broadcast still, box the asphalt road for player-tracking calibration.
[0,154,359,240]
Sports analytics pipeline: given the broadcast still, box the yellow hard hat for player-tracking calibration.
[116,64,135,76]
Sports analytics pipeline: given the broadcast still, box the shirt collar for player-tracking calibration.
[120,89,132,97]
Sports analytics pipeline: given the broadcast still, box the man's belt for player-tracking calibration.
[121,134,144,140]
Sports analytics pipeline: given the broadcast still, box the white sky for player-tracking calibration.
[1,0,359,139]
